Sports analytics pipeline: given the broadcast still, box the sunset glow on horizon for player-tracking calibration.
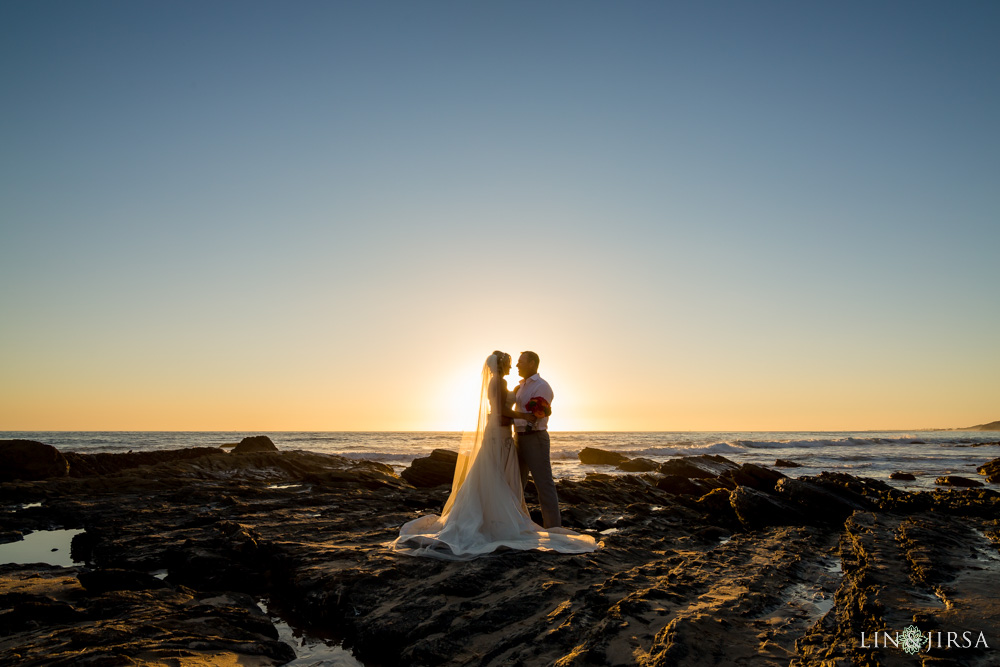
[2,2,998,433]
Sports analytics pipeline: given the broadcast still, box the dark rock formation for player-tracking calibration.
[77,568,170,594]
[658,454,741,478]
[655,475,705,496]
[695,487,740,527]
[3,445,1000,667]
[936,475,984,487]
[773,477,870,525]
[401,448,458,487]
[728,486,806,530]
[774,458,801,467]
[795,511,1000,664]
[889,471,916,480]
[721,463,786,492]
[0,565,294,665]
[977,457,1000,482]
[617,457,659,472]
[578,447,628,465]
[232,435,278,453]
[64,447,221,476]
[0,531,23,546]
[800,471,896,506]
[0,440,69,482]
[0,449,405,501]
[927,487,1000,518]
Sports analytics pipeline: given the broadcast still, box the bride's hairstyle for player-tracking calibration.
[491,350,511,371]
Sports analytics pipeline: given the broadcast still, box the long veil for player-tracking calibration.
[441,355,496,518]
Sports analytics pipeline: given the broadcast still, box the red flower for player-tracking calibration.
[525,396,551,418]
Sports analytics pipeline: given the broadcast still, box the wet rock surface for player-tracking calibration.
[936,475,984,488]
[657,453,741,479]
[0,564,294,666]
[617,457,660,472]
[1,446,998,666]
[978,457,1000,482]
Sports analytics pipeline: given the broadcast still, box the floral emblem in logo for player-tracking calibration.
[899,625,928,655]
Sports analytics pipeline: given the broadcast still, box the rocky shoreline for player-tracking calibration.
[2,438,999,666]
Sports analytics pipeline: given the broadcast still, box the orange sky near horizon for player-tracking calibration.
[2,324,995,432]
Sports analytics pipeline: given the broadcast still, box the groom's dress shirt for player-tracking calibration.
[514,374,554,433]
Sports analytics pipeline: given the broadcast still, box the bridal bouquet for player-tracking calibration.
[525,396,551,419]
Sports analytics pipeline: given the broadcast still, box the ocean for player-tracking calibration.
[4,430,998,491]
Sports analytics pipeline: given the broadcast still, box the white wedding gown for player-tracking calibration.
[390,355,598,560]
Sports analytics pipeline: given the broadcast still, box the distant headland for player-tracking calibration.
[957,420,1000,431]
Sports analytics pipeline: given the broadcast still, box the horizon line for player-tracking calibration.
[0,427,980,434]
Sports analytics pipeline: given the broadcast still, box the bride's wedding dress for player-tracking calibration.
[390,355,598,560]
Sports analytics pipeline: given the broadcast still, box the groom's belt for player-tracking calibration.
[516,429,546,434]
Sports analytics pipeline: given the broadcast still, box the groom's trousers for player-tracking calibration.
[515,430,561,528]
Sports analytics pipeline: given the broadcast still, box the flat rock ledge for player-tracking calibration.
[1,446,999,666]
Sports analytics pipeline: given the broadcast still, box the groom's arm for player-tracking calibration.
[536,381,554,422]
[539,381,554,411]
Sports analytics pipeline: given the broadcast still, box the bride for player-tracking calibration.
[390,352,599,560]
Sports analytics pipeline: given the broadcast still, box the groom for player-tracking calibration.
[513,351,561,528]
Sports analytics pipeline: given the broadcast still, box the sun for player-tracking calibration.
[428,365,488,432]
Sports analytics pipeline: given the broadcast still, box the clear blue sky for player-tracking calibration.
[2,1,998,431]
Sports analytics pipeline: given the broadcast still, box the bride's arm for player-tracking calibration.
[501,383,537,422]
[504,406,538,423]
